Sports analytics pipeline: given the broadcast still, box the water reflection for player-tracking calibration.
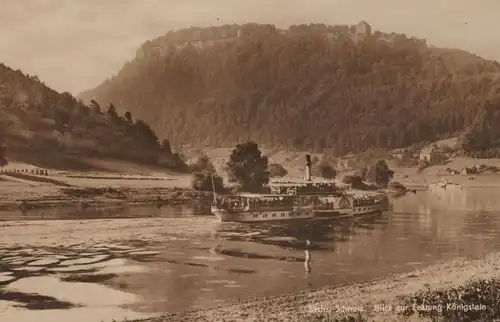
[396,186,500,213]
[0,241,164,322]
[0,204,208,222]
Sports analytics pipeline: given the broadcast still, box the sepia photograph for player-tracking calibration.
[1,1,500,321]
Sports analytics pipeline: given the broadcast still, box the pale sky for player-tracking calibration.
[1,0,498,95]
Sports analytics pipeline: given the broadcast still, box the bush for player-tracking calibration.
[388,181,406,191]
[191,170,224,192]
[159,152,189,172]
[189,154,215,173]
[366,160,394,188]
[318,162,337,179]
[268,163,288,177]
[399,278,500,321]
[355,167,367,181]
[341,175,375,190]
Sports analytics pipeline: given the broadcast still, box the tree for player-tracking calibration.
[77,104,90,118]
[54,109,70,129]
[268,163,288,177]
[0,62,189,170]
[169,153,189,172]
[342,175,366,190]
[191,171,224,192]
[161,139,172,156]
[318,161,337,179]
[189,154,215,173]
[107,103,118,120]
[58,92,76,111]
[366,160,394,187]
[388,181,407,191]
[80,23,500,156]
[459,99,500,157]
[355,167,368,181]
[225,141,270,192]
[0,144,7,168]
[124,111,133,124]
[133,120,159,147]
[90,99,101,114]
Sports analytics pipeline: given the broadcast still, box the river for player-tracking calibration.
[1,187,500,322]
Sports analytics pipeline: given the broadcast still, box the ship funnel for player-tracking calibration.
[305,154,312,181]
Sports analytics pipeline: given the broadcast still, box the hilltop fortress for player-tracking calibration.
[135,21,427,59]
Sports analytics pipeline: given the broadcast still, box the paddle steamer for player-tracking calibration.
[211,155,387,223]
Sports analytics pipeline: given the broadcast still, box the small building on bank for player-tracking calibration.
[419,146,446,165]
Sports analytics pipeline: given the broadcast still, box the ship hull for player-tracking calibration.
[211,206,315,223]
[211,195,387,223]
[352,202,384,216]
[313,208,353,219]
[313,203,383,219]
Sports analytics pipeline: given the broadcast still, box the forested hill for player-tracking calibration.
[0,63,185,170]
[80,22,500,155]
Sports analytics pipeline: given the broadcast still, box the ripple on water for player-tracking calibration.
[178,273,199,278]
[59,254,110,266]
[118,248,148,254]
[2,256,21,262]
[6,276,138,307]
[128,251,161,256]
[205,280,237,285]
[7,258,35,265]
[28,258,60,266]
[191,256,225,262]
[48,258,132,273]
[13,266,45,272]
[0,275,15,283]
[79,252,100,256]
[106,244,134,250]
[166,236,189,241]
[223,284,242,288]
[99,265,148,274]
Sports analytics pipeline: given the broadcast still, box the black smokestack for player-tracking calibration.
[305,154,311,181]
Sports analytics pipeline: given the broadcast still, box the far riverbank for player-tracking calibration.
[0,169,212,212]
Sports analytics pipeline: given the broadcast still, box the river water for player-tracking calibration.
[1,187,500,322]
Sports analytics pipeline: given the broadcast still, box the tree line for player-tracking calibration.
[459,97,500,157]
[0,63,188,171]
[190,141,394,193]
[81,23,500,157]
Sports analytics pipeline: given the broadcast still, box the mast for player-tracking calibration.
[305,154,312,181]
[210,174,217,205]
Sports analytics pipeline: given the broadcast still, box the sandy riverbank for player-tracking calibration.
[0,182,212,212]
[0,161,211,211]
[133,252,500,322]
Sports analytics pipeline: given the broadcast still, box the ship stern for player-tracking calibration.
[210,205,234,222]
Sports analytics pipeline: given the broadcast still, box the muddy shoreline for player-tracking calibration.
[132,252,500,322]
[0,186,213,212]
